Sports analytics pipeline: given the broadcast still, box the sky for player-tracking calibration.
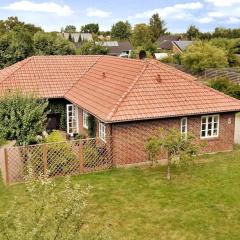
[0,0,240,33]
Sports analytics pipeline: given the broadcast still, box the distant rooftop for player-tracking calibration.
[173,41,193,51]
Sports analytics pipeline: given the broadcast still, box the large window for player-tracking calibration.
[201,115,219,138]
[83,111,89,129]
[99,122,106,141]
[66,104,79,136]
[180,117,187,138]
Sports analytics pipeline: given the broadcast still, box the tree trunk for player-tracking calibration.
[167,153,171,181]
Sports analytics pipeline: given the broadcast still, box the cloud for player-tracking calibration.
[205,0,240,7]
[129,2,203,20]
[2,1,73,16]
[197,17,214,23]
[86,8,111,18]
[228,17,240,23]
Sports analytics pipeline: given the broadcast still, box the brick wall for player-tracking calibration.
[111,113,236,165]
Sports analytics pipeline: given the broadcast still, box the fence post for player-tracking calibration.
[43,144,48,175]
[79,141,84,173]
[4,148,9,185]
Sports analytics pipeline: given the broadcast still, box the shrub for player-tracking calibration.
[0,91,48,146]
[181,41,228,74]
[208,77,240,99]
[0,169,90,240]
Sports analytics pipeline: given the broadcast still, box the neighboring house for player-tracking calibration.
[172,41,193,53]
[157,35,181,50]
[58,32,93,43]
[96,41,133,57]
[0,56,240,165]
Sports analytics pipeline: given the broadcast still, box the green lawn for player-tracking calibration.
[1,150,240,240]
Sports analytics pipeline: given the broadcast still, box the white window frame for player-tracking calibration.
[99,122,106,142]
[201,114,219,139]
[180,117,188,138]
[66,104,79,136]
[83,111,89,129]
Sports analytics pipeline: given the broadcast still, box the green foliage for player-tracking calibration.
[210,38,240,66]
[81,23,99,34]
[111,21,132,40]
[181,41,228,74]
[186,25,200,40]
[0,27,34,68]
[0,169,90,240]
[33,31,76,55]
[131,24,153,49]
[149,13,167,41]
[45,130,65,143]
[208,77,240,99]
[0,91,48,146]
[64,25,77,33]
[145,128,199,180]
[77,42,108,55]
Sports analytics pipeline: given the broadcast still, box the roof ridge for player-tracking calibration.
[152,60,240,104]
[64,55,103,97]
[0,57,33,86]
[106,61,149,121]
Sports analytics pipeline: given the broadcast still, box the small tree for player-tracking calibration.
[0,169,90,240]
[0,91,48,145]
[145,128,199,180]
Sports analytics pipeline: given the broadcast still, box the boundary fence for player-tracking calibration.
[0,138,113,185]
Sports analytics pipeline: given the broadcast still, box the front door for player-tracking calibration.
[66,104,79,136]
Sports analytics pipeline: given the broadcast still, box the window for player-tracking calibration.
[99,122,106,141]
[66,104,79,136]
[201,115,219,138]
[180,117,187,138]
[83,111,89,129]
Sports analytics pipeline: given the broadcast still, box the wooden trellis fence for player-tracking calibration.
[0,138,113,185]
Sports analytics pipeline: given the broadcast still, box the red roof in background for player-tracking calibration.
[1,55,240,123]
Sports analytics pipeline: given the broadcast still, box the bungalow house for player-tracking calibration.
[0,55,240,165]
[96,41,133,58]
[157,35,182,51]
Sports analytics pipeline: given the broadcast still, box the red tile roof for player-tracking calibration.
[1,55,240,122]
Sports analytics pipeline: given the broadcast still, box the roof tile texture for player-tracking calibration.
[1,55,240,122]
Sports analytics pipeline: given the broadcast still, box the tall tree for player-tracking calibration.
[111,21,132,40]
[64,25,76,33]
[149,13,167,41]
[33,32,76,55]
[131,24,152,48]
[81,23,99,34]
[186,25,200,40]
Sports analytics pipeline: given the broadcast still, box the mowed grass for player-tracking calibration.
[1,150,240,240]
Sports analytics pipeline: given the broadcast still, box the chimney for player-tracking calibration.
[139,50,147,60]
[156,74,162,83]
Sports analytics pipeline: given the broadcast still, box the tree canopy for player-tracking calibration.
[77,42,108,55]
[186,25,200,40]
[149,13,167,41]
[181,41,229,74]
[111,21,132,40]
[81,23,99,34]
[64,25,76,33]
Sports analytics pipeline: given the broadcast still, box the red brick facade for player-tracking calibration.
[111,112,236,165]
[77,107,236,166]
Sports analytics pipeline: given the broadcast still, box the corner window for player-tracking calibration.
[99,122,106,141]
[201,115,219,138]
[83,111,89,129]
[66,104,79,136]
[180,117,187,138]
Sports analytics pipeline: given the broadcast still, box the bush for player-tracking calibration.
[0,91,48,146]
[208,77,240,99]
[181,41,228,74]
[0,169,90,240]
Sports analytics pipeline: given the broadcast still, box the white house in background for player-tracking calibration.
[58,32,93,43]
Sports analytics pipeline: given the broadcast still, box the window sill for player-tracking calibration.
[200,136,219,141]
